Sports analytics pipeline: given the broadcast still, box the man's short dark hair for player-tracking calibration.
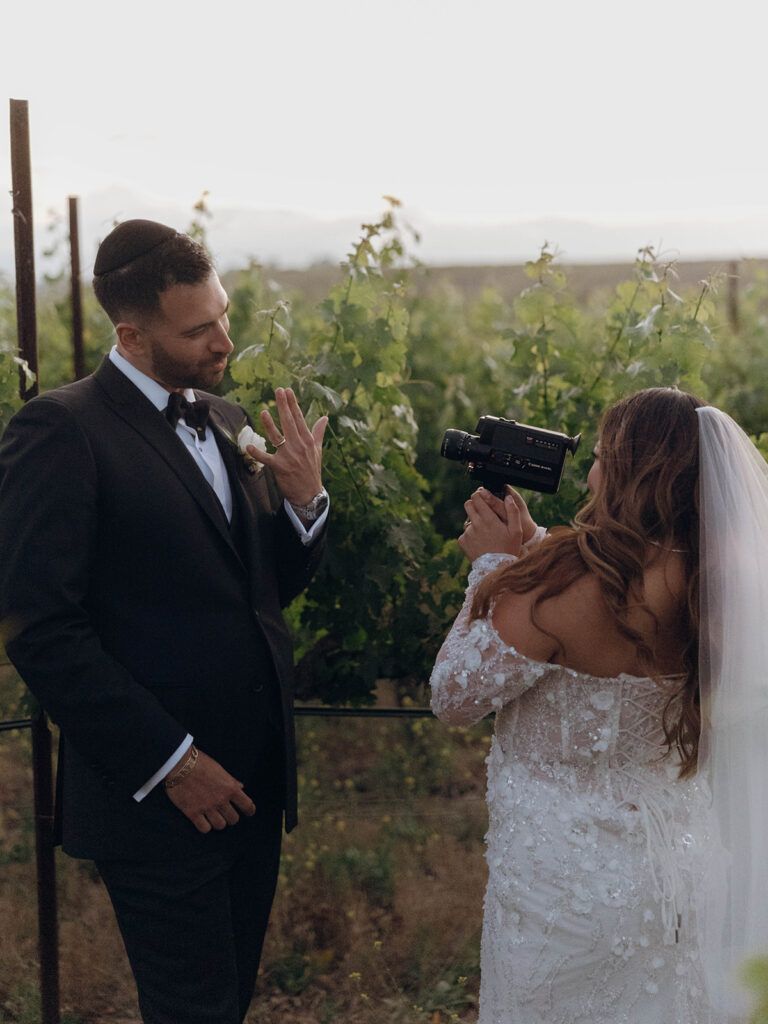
[93,232,214,326]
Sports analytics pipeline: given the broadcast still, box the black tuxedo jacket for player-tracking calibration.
[0,357,324,859]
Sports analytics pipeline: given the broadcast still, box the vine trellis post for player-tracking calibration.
[68,195,86,380]
[9,96,61,1024]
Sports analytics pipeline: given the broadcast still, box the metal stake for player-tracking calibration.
[9,97,60,1024]
[68,196,86,380]
[9,99,39,400]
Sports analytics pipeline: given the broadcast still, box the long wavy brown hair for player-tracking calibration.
[471,387,706,777]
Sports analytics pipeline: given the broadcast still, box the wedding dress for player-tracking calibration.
[430,539,719,1024]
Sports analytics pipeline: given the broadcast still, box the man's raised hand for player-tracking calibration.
[246,387,328,505]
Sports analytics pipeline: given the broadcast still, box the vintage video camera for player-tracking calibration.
[441,415,581,496]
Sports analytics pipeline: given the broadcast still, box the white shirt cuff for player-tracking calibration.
[133,734,194,802]
[283,498,329,545]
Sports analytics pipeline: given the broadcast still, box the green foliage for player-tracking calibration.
[225,202,447,703]
[3,203,768,713]
[408,243,716,538]
[744,957,768,1023]
[703,263,768,437]
[0,273,31,435]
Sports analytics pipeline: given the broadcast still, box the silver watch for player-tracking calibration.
[290,487,329,522]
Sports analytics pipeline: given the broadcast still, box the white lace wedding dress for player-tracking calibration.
[430,546,720,1024]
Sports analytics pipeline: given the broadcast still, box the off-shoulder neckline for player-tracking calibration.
[476,615,687,686]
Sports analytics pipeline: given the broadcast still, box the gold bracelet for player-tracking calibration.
[163,745,199,789]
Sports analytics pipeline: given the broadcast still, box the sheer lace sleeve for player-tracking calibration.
[430,543,554,727]
[521,524,548,554]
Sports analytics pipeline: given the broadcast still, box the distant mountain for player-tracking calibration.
[416,213,768,267]
[2,186,767,278]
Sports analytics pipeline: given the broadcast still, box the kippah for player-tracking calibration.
[93,219,178,275]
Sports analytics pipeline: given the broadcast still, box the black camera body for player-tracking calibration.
[441,415,581,495]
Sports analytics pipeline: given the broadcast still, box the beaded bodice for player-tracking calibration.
[430,552,716,1024]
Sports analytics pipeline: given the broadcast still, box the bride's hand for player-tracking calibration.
[502,486,538,544]
[470,487,538,543]
[459,488,531,562]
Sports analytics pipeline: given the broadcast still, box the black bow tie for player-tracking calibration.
[165,392,211,441]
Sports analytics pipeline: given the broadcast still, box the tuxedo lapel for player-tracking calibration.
[93,358,240,561]
[208,407,265,582]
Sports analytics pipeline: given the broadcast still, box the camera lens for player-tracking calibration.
[441,429,474,461]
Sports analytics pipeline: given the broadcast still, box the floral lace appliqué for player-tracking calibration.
[430,557,717,1024]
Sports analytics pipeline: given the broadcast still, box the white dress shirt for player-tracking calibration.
[107,348,328,799]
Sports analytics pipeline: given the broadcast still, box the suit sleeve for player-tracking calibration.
[0,398,188,795]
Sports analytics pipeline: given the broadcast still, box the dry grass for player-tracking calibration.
[0,737,139,1022]
[0,714,491,1024]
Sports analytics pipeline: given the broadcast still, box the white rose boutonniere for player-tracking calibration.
[237,425,267,474]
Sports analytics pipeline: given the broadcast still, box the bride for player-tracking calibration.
[430,387,768,1023]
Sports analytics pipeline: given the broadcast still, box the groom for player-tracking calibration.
[0,220,329,1022]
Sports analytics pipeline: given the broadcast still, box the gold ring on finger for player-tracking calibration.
[463,518,472,529]
[274,437,287,449]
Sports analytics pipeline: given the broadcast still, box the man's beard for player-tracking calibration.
[148,340,226,391]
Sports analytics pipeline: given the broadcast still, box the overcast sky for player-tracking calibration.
[3,0,768,270]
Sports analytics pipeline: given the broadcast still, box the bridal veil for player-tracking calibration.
[697,405,768,1017]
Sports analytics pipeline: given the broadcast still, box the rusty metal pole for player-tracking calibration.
[31,713,60,1024]
[68,196,86,380]
[10,99,39,400]
[9,97,60,1024]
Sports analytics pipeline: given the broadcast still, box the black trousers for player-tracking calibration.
[97,797,283,1024]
